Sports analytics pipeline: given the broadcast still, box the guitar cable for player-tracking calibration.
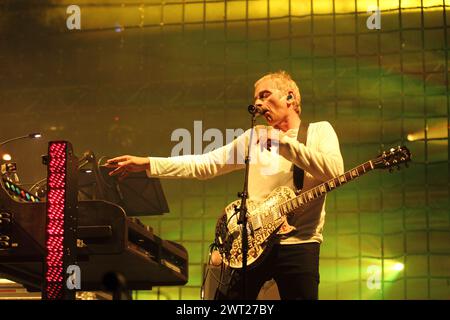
[226,211,238,226]
[200,242,235,299]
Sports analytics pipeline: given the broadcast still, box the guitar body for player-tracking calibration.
[214,186,297,269]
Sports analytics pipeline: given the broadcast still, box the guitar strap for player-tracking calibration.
[293,120,309,191]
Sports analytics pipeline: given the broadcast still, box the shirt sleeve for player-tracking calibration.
[146,130,248,180]
[278,121,344,182]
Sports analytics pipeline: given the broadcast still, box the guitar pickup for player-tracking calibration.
[250,215,262,230]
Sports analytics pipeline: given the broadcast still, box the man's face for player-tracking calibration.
[253,78,289,128]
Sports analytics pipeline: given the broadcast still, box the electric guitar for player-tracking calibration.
[214,146,411,269]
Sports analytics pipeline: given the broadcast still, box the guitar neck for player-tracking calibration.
[279,160,376,215]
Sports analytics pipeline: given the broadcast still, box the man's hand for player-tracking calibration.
[106,155,150,180]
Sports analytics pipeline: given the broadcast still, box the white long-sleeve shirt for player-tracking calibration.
[147,121,344,244]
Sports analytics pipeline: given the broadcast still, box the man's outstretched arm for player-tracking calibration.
[107,132,247,180]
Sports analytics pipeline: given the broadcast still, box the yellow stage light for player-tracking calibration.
[392,262,404,271]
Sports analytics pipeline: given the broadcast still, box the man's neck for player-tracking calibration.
[275,115,301,132]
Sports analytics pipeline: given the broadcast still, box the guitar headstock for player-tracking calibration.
[373,146,411,171]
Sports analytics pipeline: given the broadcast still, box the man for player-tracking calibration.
[107,71,344,300]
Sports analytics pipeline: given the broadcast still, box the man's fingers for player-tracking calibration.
[105,157,132,168]
[107,155,130,164]
[106,156,146,175]
[118,159,133,166]
[104,162,119,168]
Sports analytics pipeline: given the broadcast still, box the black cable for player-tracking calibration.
[200,242,234,300]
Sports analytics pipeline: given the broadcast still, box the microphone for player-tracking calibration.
[0,133,42,148]
[247,105,268,116]
[248,105,272,150]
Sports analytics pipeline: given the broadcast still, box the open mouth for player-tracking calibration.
[264,112,272,122]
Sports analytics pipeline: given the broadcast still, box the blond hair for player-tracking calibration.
[254,70,301,114]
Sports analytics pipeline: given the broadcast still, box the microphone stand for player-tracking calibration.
[234,105,258,299]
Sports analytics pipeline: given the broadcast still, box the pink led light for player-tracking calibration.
[47,219,64,234]
[46,236,64,250]
[46,284,63,299]
[47,204,64,220]
[48,173,66,188]
[46,255,64,267]
[44,142,67,299]
[47,189,65,203]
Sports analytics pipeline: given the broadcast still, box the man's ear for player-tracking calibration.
[286,91,294,102]
[285,92,295,110]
